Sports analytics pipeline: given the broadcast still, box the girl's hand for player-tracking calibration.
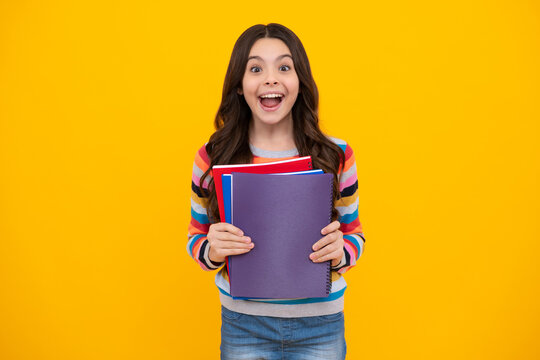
[310,221,344,267]
[207,223,254,263]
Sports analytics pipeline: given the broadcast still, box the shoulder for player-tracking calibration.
[326,135,355,163]
[193,143,211,173]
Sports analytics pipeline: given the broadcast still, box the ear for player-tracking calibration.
[237,88,243,95]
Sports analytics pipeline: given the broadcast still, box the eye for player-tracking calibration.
[250,66,262,73]
[279,65,291,71]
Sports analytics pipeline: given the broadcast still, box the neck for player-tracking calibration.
[248,114,296,151]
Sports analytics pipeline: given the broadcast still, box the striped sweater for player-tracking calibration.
[187,136,365,317]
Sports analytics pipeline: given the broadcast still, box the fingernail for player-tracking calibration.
[312,245,318,251]
[244,236,251,242]
[249,243,254,247]
[309,254,315,260]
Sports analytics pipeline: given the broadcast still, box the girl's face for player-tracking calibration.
[239,38,300,128]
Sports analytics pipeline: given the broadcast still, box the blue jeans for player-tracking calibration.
[220,306,346,360]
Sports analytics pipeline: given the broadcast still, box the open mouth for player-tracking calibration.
[258,93,284,111]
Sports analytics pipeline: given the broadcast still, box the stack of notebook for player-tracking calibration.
[212,157,334,300]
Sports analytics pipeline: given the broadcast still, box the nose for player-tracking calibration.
[264,69,279,85]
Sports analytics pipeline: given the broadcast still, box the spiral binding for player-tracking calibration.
[325,175,332,296]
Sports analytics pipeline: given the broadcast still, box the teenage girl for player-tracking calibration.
[187,23,366,360]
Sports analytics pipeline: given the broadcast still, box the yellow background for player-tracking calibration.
[1,0,539,359]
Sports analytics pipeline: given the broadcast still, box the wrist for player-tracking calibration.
[331,252,346,269]
[208,245,225,263]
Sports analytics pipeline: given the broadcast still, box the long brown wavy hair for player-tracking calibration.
[200,23,345,223]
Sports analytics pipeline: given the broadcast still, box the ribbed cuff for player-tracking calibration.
[331,251,347,271]
[200,239,224,270]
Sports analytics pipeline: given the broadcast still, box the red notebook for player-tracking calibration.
[212,156,313,222]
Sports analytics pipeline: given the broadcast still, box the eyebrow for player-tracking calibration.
[247,54,293,62]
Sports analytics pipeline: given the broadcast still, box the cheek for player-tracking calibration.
[286,77,300,98]
[287,84,300,103]
[242,81,259,99]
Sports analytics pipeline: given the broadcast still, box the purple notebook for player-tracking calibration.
[228,172,334,299]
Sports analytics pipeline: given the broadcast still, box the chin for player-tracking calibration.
[254,112,292,126]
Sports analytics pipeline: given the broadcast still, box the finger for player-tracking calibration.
[213,222,245,236]
[215,240,255,250]
[321,221,340,235]
[310,241,340,261]
[312,232,339,251]
[222,247,254,257]
[216,233,252,243]
[311,249,343,263]
[210,243,254,260]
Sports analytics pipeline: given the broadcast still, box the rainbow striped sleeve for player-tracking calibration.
[187,145,224,271]
[331,140,366,274]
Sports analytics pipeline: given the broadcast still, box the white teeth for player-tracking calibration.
[259,93,284,98]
